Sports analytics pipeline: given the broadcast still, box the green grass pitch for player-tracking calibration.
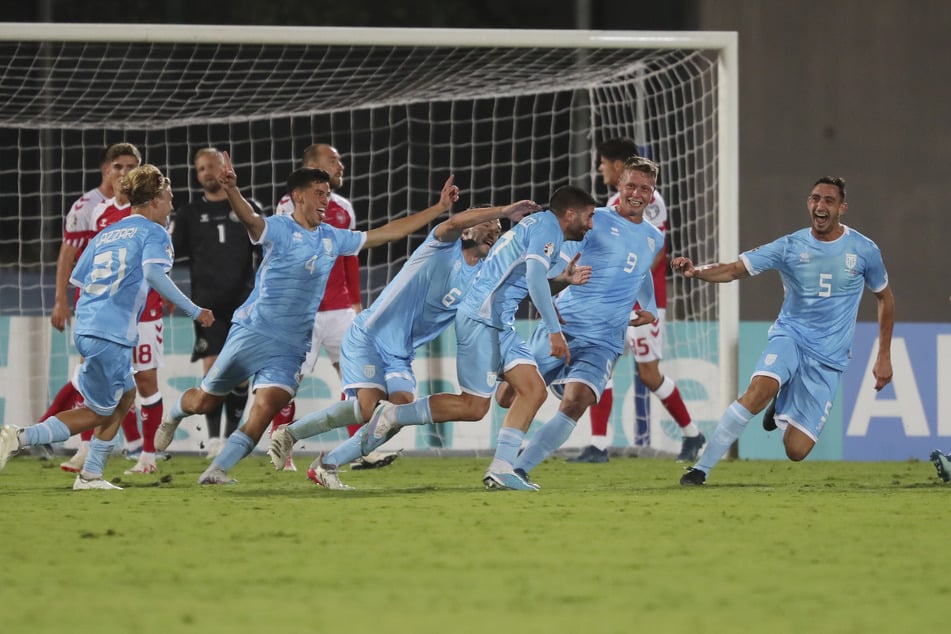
[1,453,949,634]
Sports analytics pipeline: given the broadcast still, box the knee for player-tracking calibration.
[462,394,492,420]
[784,438,813,462]
[785,447,808,462]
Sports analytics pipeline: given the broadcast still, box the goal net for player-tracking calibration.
[0,24,737,457]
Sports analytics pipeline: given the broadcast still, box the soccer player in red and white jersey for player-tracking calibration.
[46,143,143,471]
[570,138,704,463]
[270,144,395,469]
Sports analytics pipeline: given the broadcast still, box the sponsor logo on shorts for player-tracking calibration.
[364,365,376,378]
[485,371,497,387]
[764,353,777,365]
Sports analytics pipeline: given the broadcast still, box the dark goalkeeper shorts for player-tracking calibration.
[191,305,238,362]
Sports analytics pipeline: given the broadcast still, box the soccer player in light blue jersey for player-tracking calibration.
[360,186,596,491]
[674,176,894,485]
[492,157,665,477]
[154,153,460,485]
[266,200,542,488]
[0,166,214,489]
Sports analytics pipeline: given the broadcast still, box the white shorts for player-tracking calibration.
[302,307,357,372]
[626,308,666,363]
[132,318,164,372]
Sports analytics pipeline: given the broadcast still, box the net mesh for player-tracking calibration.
[0,32,723,455]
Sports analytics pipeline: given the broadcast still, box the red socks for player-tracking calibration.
[589,387,613,437]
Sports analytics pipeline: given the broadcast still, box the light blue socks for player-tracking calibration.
[515,411,576,473]
[695,400,752,474]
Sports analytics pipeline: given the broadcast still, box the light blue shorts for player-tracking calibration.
[201,324,306,397]
[455,313,536,398]
[752,335,842,441]
[340,325,416,398]
[530,324,617,400]
[74,334,135,416]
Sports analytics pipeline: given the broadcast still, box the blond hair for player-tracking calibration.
[120,164,171,207]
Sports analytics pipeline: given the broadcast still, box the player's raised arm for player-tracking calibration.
[218,151,265,242]
[362,175,460,249]
[434,199,540,243]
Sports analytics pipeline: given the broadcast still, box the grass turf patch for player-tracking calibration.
[1,454,949,634]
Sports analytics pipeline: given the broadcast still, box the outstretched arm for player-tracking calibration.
[671,256,749,283]
[363,175,460,249]
[218,151,265,242]
[872,286,895,391]
[143,264,214,327]
[433,200,540,243]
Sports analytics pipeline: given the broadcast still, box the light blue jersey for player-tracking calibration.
[70,214,174,346]
[741,225,888,370]
[356,228,481,357]
[555,207,661,354]
[233,214,366,353]
[458,210,564,329]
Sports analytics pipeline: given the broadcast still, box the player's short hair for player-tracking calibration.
[302,143,330,167]
[598,137,639,162]
[814,176,847,201]
[622,156,659,180]
[549,185,596,216]
[104,142,142,165]
[121,164,171,207]
[286,167,331,194]
[193,147,224,164]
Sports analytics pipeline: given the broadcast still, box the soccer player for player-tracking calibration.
[86,180,168,475]
[268,200,541,489]
[153,155,460,485]
[46,143,141,470]
[269,144,365,470]
[496,157,663,477]
[575,137,703,463]
[0,165,214,489]
[358,185,595,491]
[172,147,261,459]
[675,176,894,485]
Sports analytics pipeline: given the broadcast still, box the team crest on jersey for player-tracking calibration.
[543,242,555,257]
[199,214,210,223]
[799,252,810,263]
[647,237,656,252]
[292,232,303,242]
[764,354,777,366]
[844,253,857,274]
[322,238,333,254]
[645,203,660,221]
[363,365,376,378]
[485,371,497,387]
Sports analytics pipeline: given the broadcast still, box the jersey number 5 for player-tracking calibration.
[818,273,832,297]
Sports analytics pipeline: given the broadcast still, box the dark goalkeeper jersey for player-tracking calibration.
[171,197,262,309]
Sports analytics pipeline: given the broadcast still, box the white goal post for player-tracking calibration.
[0,24,737,456]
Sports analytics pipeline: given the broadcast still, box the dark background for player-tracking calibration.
[1,0,947,322]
